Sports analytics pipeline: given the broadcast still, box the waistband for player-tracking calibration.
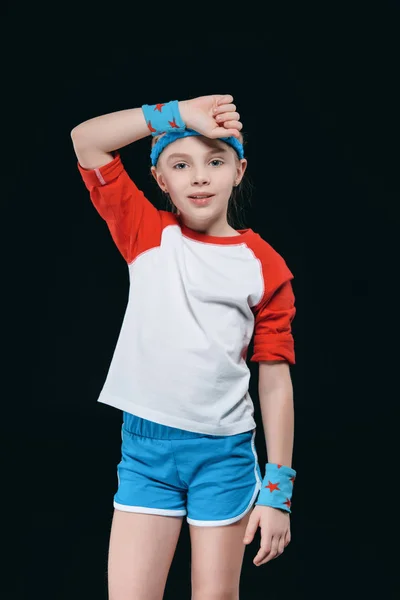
[122,411,212,440]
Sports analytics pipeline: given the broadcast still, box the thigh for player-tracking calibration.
[189,511,251,600]
[108,508,183,600]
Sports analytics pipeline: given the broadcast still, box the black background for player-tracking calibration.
[5,2,398,598]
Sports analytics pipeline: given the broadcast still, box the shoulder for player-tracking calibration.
[245,230,294,281]
[159,210,181,228]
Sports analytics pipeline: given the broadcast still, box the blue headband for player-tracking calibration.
[150,129,244,166]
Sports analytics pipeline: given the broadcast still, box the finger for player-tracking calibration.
[253,546,268,565]
[215,94,234,106]
[277,535,286,555]
[255,536,279,566]
[222,127,242,139]
[253,534,272,565]
[210,126,241,139]
[284,528,291,547]
[222,120,243,131]
[213,103,237,115]
[215,111,240,124]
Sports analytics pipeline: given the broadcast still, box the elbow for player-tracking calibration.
[70,126,83,142]
[70,125,79,138]
[70,124,89,144]
[70,127,91,154]
[70,128,81,151]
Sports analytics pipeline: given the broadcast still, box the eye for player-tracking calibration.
[173,162,187,169]
[210,159,224,167]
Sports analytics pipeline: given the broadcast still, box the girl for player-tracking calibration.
[71,94,297,600]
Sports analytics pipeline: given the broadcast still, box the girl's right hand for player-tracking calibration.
[179,95,243,139]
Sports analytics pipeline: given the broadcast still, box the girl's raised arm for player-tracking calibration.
[70,107,151,169]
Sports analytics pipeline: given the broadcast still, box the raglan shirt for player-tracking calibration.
[77,152,296,436]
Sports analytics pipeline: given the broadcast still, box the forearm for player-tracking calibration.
[70,101,191,169]
[258,382,294,468]
[71,107,151,152]
[70,100,193,150]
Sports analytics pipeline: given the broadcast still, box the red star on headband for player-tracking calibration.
[290,476,296,484]
[283,498,291,509]
[168,117,180,129]
[154,103,165,112]
[265,481,280,493]
[147,121,157,133]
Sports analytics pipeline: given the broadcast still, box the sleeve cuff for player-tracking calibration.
[250,336,295,364]
[77,151,123,188]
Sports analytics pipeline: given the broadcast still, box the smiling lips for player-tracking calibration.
[188,193,214,206]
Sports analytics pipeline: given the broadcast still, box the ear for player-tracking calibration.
[234,158,248,186]
[151,166,168,193]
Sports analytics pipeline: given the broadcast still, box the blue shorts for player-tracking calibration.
[114,412,262,527]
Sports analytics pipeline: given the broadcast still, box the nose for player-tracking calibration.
[191,170,210,186]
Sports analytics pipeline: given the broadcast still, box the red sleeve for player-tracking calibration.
[77,151,162,263]
[250,244,296,364]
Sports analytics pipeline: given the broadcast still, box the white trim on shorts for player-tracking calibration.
[113,502,187,517]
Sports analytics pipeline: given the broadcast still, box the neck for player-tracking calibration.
[179,216,240,237]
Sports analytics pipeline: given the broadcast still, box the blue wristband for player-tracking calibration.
[141,100,186,136]
[255,463,297,513]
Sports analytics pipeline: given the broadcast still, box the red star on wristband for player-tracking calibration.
[265,481,280,492]
[154,103,165,112]
[147,121,157,133]
[284,498,291,509]
[168,117,180,128]
[290,476,296,484]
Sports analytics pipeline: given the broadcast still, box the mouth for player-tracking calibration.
[188,194,214,206]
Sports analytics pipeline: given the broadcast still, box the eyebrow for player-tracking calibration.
[166,148,229,162]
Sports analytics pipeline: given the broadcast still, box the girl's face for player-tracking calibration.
[151,135,247,232]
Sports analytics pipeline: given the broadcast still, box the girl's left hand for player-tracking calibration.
[243,505,291,566]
